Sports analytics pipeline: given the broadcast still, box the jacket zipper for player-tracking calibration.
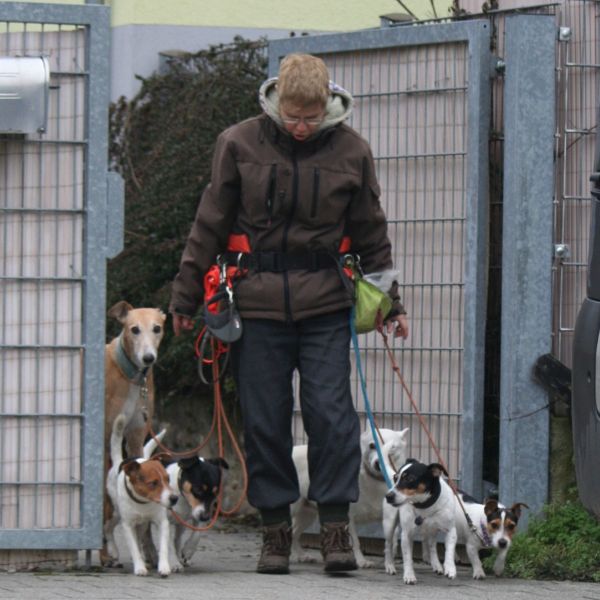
[266,163,276,226]
[282,152,299,321]
[310,167,320,218]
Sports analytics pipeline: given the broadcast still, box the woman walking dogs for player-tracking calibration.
[170,53,409,575]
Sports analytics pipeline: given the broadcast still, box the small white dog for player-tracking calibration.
[385,458,528,582]
[104,415,179,577]
[291,426,408,567]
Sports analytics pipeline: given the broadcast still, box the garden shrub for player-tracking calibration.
[496,493,600,581]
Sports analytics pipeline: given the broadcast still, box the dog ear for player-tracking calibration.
[122,460,141,476]
[178,456,200,470]
[428,463,448,478]
[208,457,229,470]
[484,498,499,515]
[510,502,529,519]
[108,301,133,323]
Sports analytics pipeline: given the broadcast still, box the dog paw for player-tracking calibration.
[473,570,486,580]
[356,558,374,568]
[385,563,397,575]
[444,567,457,580]
[158,565,171,578]
[403,571,417,584]
[133,565,148,576]
[171,561,184,573]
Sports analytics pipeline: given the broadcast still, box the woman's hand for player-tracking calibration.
[386,313,409,339]
[172,313,195,336]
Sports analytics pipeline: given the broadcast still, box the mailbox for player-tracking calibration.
[0,56,49,134]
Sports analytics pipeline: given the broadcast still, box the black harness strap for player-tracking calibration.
[223,251,339,273]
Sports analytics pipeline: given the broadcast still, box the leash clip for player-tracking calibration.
[140,376,149,404]
[342,253,364,277]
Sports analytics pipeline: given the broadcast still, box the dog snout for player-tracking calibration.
[168,494,178,507]
[385,490,396,505]
[191,504,211,522]
[142,352,156,365]
[497,538,508,549]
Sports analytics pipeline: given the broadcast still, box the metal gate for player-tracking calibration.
[0,2,121,555]
[272,14,556,518]
[270,20,492,501]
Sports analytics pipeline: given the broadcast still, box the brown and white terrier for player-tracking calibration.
[104,414,178,576]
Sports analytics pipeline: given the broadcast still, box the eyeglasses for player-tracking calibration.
[281,115,323,127]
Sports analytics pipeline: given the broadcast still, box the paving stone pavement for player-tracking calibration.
[0,524,598,600]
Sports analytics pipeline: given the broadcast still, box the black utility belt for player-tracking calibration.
[222,251,340,273]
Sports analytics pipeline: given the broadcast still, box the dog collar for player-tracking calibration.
[479,519,492,547]
[362,457,385,483]
[123,474,151,505]
[115,334,149,384]
[413,479,441,510]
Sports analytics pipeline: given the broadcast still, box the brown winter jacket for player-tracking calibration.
[170,81,402,322]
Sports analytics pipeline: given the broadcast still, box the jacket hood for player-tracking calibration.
[258,77,354,132]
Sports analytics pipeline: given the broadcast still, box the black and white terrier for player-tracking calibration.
[385,458,528,583]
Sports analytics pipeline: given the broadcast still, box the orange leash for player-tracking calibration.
[170,338,248,531]
[209,335,248,517]
[147,334,248,532]
[147,402,216,459]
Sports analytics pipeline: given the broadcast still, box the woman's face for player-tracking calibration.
[279,102,325,142]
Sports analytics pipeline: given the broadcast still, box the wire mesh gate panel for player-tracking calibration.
[552,0,600,369]
[269,20,491,499]
[0,2,114,559]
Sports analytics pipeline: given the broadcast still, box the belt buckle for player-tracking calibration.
[272,253,284,272]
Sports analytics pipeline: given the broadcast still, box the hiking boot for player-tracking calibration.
[320,521,358,573]
[256,521,292,574]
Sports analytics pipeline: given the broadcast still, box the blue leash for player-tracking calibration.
[349,307,394,491]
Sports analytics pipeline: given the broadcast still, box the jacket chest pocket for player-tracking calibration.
[239,162,289,225]
[310,167,320,218]
[299,166,359,225]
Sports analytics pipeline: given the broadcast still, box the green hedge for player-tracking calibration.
[494,494,600,581]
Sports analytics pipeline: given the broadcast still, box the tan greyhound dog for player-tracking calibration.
[101,300,166,565]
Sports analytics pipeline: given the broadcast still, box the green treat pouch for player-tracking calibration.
[354,276,393,334]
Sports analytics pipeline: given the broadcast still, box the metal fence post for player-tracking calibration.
[500,14,556,522]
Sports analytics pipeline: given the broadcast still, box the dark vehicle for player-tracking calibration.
[572,107,600,518]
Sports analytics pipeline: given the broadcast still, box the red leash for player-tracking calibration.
[147,334,248,532]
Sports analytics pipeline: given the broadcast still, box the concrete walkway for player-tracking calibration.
[0,524,598,600]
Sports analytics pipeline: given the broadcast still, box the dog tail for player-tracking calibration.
[143,428,166,459]
[110,413,127,467]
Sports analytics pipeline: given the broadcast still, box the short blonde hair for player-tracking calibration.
[277,53,330,108]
